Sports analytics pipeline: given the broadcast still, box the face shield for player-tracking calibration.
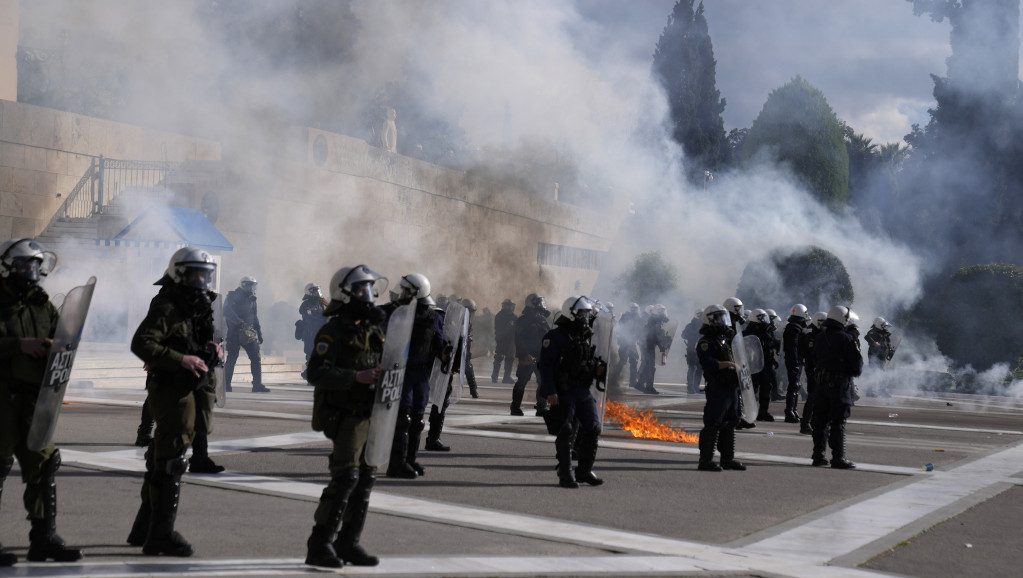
[241,281,258,295]
[183,265,216,291]
[707,310,732,328]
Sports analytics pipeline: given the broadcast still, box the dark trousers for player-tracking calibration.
[225,338,262,389]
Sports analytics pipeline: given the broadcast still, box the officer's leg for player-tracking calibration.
[491,353,502,383]
[574,394,604,486]
[386,406,417,479]
[143,386,197,557]
[532,366,548,415]
[716,388,746,470]
[334,467,380,566]
[246,341,269,393]
[407,408,427,476]
[425,383,452,452]
[302,339,314,380]
[510,362,528,415]
[554,411,578,488]
[627,346,639,388]
[466,360,478,398]
[224,337,241,392]
[306,414,367,568]
[136,397,155,447]
[785,364,802,422]
[0,453,18,566]
[127,444,154,546]
[187,432,224,474]
[810,385,831,466]
[829,381,856,469]
[20,449,82,562]
[800,373,817,435]
[756,369,774,421]
[698,387,724,472]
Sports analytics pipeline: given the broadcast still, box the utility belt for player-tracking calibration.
[319,404,373,440]
[814,369,854,386]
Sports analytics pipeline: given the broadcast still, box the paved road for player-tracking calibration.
[2,359,1022,577]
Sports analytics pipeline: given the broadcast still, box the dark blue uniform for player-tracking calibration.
[782,316,805,420]
[811,319,863,468]
[743,321,776,419]
[797,324,820,433]
[695,325,745,471]
[681,315,702,394]
[511,306,550,415]
[538,317,603,487]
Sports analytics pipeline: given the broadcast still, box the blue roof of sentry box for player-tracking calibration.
[107,206,233,251]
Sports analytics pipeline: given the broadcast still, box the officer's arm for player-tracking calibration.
[131,303,185,370]
[223,294,242,325]
[536,333,558,398]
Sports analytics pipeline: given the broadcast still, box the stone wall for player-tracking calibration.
[216,127,627,314]
[0,99,220,239]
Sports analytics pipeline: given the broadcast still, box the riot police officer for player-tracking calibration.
[381,274,446,478]
[511,293,550,416]
[637,304,671,394]
[865,317,895,397]
[425,298,478,452]
[297,282,328,380]
[129,247,221,557]
[303,265,388,568]
[798,312,826,434]
[539,296,606,488]
[614,303,642,390]
[681,309,702,394]
[782,304,809,423]
[695,304,746,472]
[224,276,268,393]
[492,299,516,384]
[0,239,82,566]
[811,306,863,469]
[744,309,776,421]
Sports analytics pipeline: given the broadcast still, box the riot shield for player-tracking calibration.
[661,319,679,351]
[883,330,902,370]
[27,277,97,451]
[427,302,467,408]
[212,288,226,408]
[447,312,471,405]
[743,335,765,374]
[365,303,416,468]
[591,312,615,425]
[731,332,760,424]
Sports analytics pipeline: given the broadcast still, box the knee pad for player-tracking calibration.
[0,455,13,479]
[41,449,62,477]
[411,412,426,432]
[165,451,188,476]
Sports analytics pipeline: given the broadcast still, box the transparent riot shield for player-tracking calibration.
[731,333,761,424]
[27,277,97,451]
[428,302,467,408]
[591,312,615,425]
[743,334,765,374]
[212,295,227,408]
[447,312,471,405]
[883,330,902,370]
[661,319,679,352]
[365,303,416,468]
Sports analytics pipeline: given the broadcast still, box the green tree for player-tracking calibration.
[614,252,678,306]
[652,1,730,180]
[735,246,854,313]
[924,263,1023,373]
[740,76,850,211]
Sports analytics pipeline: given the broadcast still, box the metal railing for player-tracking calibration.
[45,156,179,232]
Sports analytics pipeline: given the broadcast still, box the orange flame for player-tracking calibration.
[605,401,699,444]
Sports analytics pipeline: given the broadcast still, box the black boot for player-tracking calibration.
[188,433,224,474]
[425,405,451,451]
[812,423,830,467]
[717,426,746,470]
[510,384,525,416]
[407,411,426,476]
[784,389,801,423]
[128,444,154,546]
[306,467,359,568]
[502,364,514,384]
[574,430,604,486]
[491,359,501,383]
[555,421,578,488]
[26,451,83,562]
[334,469,380,566]
[698,427,721,471]
[143,455,193,557]
[830,423,856,469]
[386,409,417,478]
[250,357,268,392]
[1,457,18,567]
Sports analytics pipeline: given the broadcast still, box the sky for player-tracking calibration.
[574,0,955,144]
